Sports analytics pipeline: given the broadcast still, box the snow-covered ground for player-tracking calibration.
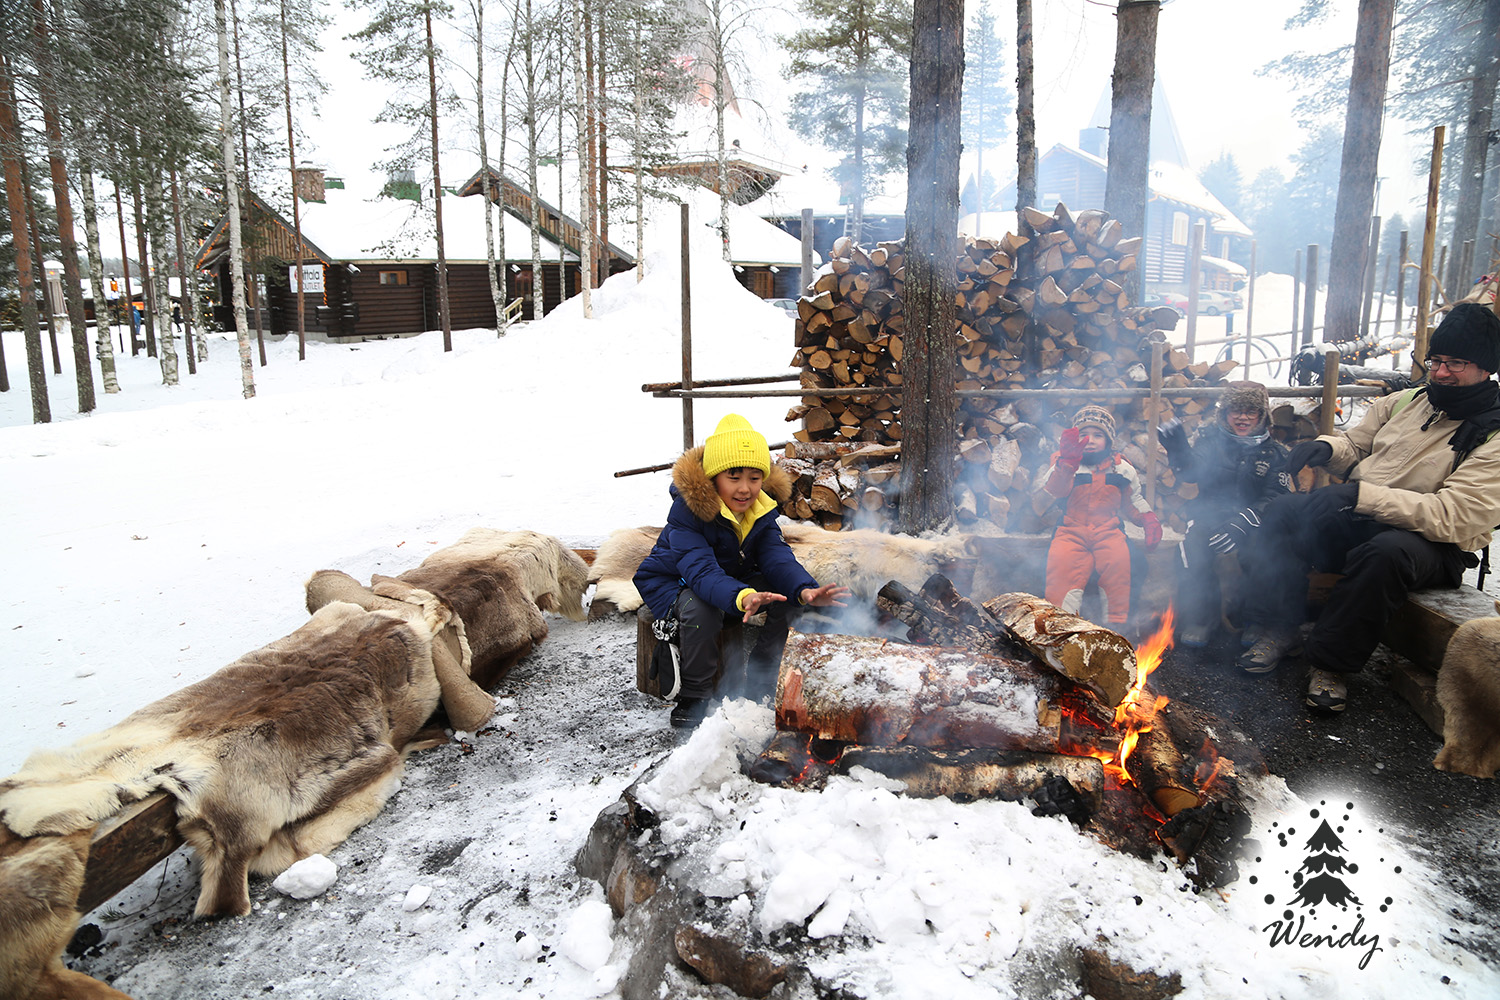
[2,233,1495,998]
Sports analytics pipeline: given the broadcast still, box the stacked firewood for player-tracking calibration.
[780,204,1243,533]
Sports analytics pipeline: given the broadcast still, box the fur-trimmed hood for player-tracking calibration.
[670,445,794,522]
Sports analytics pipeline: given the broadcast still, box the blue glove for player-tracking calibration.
[1207,508,1261,554]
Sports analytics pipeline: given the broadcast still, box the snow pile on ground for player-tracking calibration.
[622,698,1496,999]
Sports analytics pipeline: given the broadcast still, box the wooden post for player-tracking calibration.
[1413,126,1444,377]
[1244,239,1257,372]
[1147,341,1163,508]
[1359,215,1380,341]
[1301,244,1319,348]
[1317,349,1340,488]
[680,201,693,450]
[1291,247,1302,348]
[1374,254,1391,342]
[1185,220,1203,360]
[1395,229,1408,335]
[800,207,815,293]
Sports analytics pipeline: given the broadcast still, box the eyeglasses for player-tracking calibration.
[1424,356,1473,373]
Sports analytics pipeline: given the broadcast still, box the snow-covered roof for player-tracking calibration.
[1201,253,1248,277]
[296,183,572,264]
[1147,161,1252,238]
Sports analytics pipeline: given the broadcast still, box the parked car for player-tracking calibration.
[1141,291,1186,317]
[766,297,799,320]
[1197,290,1239,315]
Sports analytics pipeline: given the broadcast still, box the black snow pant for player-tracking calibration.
[673,578,796,701]
[1239,488,1469,674]
[1176,512,1232,631]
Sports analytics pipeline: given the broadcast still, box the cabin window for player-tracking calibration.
[378,270,408,286]
[1171,212,1189,246]
[1220,236,1230,258]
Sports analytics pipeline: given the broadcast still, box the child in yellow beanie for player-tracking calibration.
[634,414,851,728]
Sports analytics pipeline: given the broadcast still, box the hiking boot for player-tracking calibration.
[1238,630,1297,674]
[669,696,713,729]
[1178,623,1212,648]
[1240,624,1265,650]
[1305,668,1348,713]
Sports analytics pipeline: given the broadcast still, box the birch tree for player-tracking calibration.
[693,0,760,260]
[216,0,256,398]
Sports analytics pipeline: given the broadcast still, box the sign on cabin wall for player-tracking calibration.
[288,264,325,294]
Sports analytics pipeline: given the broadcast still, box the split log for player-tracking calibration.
[775,632,1075,751]
[835,746,1105,809]
[981,593,1137,708]
[875,575,1011,654]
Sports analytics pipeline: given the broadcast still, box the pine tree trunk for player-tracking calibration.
[281,0,307,361]
[426,6,454,351]
[1103,0,1158,303]
[169,168,197,375]
[1447,0,1499,297]
[574,0,594,317]
[526,0,544,317]
[1,52,51,422]
[1014,0,1035,213]
[22,153,62,375]
[898,0,962,533]
[31,0,94,412]
[131,182,158,358]
[852,86,866,245]
[1325,0,1393,344]
[77,159,120,392]
[633,29,645,283]
[215,0,255,399]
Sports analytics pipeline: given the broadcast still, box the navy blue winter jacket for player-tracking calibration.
[634,446,817,619]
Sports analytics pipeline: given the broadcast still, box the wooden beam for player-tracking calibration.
[77,793,183,916]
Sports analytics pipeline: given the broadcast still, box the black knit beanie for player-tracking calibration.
[1428,303,1500,373]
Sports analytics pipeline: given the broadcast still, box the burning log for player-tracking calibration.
[836,746,1105,811]
[875,575,1012,653]
[774,632,1116,751]
[981,593,1137,708]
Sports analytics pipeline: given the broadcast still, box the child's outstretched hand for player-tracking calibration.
[1058,427,1085,467]
[741,590,788,621]
[800,584,853,609]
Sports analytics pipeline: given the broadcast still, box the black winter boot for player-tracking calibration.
[670,696,713,729]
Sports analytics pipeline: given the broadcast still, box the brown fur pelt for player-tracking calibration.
[587,526,663,616]
[369,528,589,690]
[584,521,977,616]
[0,601,451,920]
[1435,617,1500,778]
[0,827,133,1000]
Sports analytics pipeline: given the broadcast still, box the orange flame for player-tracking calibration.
[1109,608,1174,784]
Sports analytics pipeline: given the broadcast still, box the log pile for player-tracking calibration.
[780,203,1246,533]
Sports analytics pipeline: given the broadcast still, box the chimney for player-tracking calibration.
[1078,127,1107,159]
[294,162,326,203]
[383,169,420,202]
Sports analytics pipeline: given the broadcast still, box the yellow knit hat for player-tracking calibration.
[703,414,771,478]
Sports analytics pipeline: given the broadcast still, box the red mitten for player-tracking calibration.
[1057,427,1085,467]
[1142,512,1162,551]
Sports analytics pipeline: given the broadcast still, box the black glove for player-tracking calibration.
[1207,507,1261,554]
[1286,440,1333,480]
[1316,481,1361,514]
[1157,418,1190,467]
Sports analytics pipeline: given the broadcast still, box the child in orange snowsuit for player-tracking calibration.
[1034,405,1161,626]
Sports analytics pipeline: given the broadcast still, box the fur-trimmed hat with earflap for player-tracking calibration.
[702,413,772,478]
[1219,380,1270,421]
[1072,405,1116,444]
[1428,303,1500,374]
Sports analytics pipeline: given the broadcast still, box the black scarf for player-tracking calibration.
[1421,380,1500,464]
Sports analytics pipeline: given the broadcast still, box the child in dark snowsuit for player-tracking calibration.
[1157,381,1291,646]
[1034,405,1161,627]
[634,414,851,729]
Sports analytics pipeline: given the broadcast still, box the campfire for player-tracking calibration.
[747,575,1262,886]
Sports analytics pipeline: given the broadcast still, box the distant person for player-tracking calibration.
[1034,405,1162,631]
[633,414,851,729]
[172,303,183,331]
[1236,303,1500,713]
[1157,381,1291,647]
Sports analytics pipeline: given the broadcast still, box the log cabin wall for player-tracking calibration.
[344,265,431,337]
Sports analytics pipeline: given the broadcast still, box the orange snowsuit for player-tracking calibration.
[1035,452,1152,625]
